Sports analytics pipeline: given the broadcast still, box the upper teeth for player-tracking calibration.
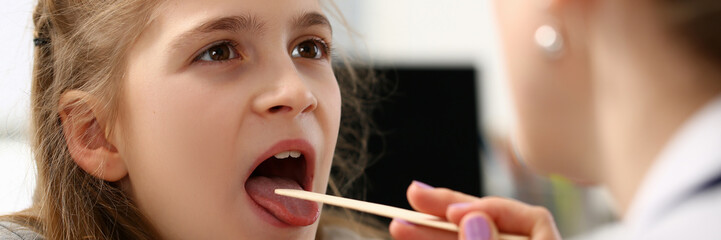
[274,151,302,159]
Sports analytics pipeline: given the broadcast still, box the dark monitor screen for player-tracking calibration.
[362,67,482,221]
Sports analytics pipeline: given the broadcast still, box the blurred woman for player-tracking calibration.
[391,0,721,239]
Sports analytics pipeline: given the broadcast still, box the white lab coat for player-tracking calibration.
[581,95,721,239]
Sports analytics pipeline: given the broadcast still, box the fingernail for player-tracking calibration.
[412,180,434,189]
[394,218,415,226]
[464,216,491,240]
[449,202,472,211]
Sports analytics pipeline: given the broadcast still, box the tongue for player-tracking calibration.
[246,176,319,226]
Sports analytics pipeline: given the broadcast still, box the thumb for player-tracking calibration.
[460,212,498,240]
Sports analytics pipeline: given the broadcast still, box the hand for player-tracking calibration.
[389,181,562,240]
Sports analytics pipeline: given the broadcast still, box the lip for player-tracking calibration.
[245,139,317,227]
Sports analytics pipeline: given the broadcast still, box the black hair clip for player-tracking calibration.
[33,37,50,46]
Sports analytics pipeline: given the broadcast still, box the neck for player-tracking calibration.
[587,0,721,216]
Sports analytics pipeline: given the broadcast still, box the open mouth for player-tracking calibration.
[249,151,310,191]
[245,143,319,227]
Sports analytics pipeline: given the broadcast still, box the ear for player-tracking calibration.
[59,90,127,182]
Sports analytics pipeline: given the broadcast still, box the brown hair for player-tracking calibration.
[1,0,386,239]
[9,0,163,239]
[659,0,721,65]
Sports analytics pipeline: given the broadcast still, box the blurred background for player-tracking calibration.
[0,0,616,238]
[0,0,37,221]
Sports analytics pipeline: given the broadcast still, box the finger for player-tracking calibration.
[406,181,480,217]
[447,197,561,239]
[389,218,457,240]
[460,212,498,240]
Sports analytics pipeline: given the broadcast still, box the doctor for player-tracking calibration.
[390,0,721,239]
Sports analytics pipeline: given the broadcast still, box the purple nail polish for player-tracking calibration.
[412,180,434,189]
[394,218,416,226]
[464,216,491,240]
[449,202,472,210]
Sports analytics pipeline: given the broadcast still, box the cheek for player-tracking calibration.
[327,81,342,129]
[295,65,341,193]
[509,56,594,177]
[325,71,342,142]
[495,0,558,167]
[301,64,342,133]
[314,71,342,183]
[116,61,256,237]
[496,0,596,178]
[496,0,556,129]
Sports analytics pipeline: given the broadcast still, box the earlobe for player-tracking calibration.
[59,90,127,182]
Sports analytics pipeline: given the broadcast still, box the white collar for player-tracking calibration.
[625,94,721,232]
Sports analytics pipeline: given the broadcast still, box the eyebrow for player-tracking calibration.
[293,12,332,34]
[171,12,331,52]
[171,14,263,51]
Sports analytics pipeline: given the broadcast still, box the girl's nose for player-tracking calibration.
[251,70,318,118]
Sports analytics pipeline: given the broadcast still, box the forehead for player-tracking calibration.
[141,0,326,45]
[157,0,323,28]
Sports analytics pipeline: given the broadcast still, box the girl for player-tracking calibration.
[1,0,383,239]
[390,0,721,239]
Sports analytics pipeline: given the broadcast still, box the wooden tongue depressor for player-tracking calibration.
[275,189,528,240]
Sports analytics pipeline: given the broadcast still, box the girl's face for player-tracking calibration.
[116,0,340,238]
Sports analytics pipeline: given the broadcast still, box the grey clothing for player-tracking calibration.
[322,226,384,240]
[0,222,43,240]
[1,221,378,240]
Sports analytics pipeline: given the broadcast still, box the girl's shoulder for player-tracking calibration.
[0,221,43,240]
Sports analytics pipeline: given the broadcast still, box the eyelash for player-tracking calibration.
[305,37,333,58]
[191,37,333,65]
[192,40,241,64]
[289,37,333,61]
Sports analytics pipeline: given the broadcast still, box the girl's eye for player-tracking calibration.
[195,41,239,62]
[291,39,329,59]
